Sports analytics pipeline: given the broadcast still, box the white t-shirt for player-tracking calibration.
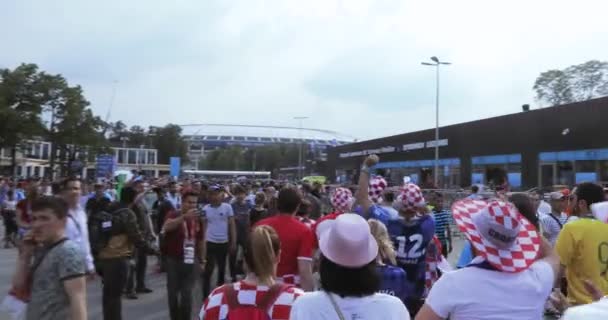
[203,203,234,243]
[425,259,554,320]
[290,291,410,320]
[563,299,608,320]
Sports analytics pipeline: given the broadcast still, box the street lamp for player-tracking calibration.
[422,56,451,188]
[294,116,308,181]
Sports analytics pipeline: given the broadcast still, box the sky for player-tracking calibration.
[1,0,607,141]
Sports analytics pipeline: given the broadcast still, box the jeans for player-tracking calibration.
[228,232,247,280]
[125,249,148,292]
[202,242,228,298]
[166,257,195,320]
[100,258,128,320]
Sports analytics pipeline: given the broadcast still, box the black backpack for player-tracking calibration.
[88,208,127,256]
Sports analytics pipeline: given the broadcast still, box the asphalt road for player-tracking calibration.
[0,229,556,320]
[0,247,204,320]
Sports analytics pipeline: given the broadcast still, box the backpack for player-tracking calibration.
[88,208,127,256]
[224,283,290,320]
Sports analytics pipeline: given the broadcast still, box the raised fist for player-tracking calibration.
[364,154,379,167]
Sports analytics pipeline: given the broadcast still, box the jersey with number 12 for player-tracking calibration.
[387,215,435,299]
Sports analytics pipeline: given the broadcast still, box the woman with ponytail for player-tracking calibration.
[369,219,410,307]
[198,225,304,320]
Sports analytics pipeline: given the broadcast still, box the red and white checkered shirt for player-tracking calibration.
[424,236,443,298]
[198,281,304,320]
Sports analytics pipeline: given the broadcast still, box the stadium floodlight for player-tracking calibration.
[421,56,452,188]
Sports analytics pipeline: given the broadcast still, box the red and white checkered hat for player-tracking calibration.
[331,187,354,213]
[395,183,426,212]
[451,199,541,273]
[368,176,387,203]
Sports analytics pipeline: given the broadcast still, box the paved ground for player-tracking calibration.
[0,247,202,320]
[0,231,556,320]
[0,239,467,320]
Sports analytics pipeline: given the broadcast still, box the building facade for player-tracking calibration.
[0,141,169,178]
[327,97,608,189]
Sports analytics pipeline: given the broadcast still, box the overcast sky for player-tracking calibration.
[1,0,607,141]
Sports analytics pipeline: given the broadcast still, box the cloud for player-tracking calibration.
[1,0,607,141]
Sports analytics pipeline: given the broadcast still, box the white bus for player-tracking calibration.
[183,170,271,180]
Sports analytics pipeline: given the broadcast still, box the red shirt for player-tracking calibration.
[163,210,204,258]
[16,200,31,224]
[255,214,314,282]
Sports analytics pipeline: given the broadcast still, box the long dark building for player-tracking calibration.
[327,97,608,189]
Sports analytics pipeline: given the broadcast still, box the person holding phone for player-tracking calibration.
[162,191,206,320]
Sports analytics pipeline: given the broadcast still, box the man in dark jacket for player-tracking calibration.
[97,186,157,320]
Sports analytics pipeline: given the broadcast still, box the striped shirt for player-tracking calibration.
[539,212,563,246]
[432,211,451,244]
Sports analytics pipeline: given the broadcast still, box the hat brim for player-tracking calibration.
[451,199,541,273]
[318,226,378,268]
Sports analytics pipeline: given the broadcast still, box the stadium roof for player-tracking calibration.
[180,123,355,143]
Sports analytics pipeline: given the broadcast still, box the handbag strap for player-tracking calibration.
[325,292,346,320]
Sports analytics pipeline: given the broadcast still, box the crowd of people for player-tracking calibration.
[1,153,608,320]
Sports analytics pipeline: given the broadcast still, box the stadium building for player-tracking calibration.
[181,124,352,177]
[326,97,608,190]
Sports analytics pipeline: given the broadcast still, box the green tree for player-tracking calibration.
[51,85,109,176]
[0,64,47,176]
[127,125,147,147]
[151,124,188,165]
[533,60,608,106]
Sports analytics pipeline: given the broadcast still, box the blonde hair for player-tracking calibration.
[244,225,281,285]
[368,219,396,265]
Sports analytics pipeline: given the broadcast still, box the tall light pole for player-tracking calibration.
[294,116,308,181]
[422,56,451,188]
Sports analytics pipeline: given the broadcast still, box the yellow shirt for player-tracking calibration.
[555,218,608,305]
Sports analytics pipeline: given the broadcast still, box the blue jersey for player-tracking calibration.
[354,204,391,226]
[387,215,435,299]
[377,264,410,304]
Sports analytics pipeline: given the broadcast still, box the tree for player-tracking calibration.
[199,144,302,172]
[567,60,608,101]
[127,125,147,147]
[533,70,575,106]
[0,64,47,176]
[50,85,109,176]
[533,60,608,106]
[151,124,188,165]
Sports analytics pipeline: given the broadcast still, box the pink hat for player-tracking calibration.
[331,187,353,212]
[394,183,426,212]
[319,213,378,268]
[591,201,608,223]
[368,177,387,203]
[451,199,541,272]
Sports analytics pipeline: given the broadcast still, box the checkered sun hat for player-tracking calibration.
[394,183,426,212]
[451,199,541,273]
[368,176,387,203]
[331,187,354,213]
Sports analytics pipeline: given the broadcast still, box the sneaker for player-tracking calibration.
[136,288,153,294]
[125,292,138,300]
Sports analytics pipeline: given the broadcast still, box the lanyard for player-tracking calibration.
[182,217,198,241]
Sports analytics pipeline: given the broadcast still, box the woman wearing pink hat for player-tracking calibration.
[415,199,560,320]
[290,214,410,320]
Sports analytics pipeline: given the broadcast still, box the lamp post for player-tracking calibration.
[422,56,451,188]
[294,116,308,181]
